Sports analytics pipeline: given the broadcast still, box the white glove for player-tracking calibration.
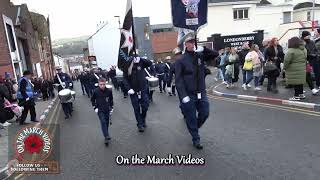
[94,108,98,113]
[69,83,73,86]
[133,57,140,63]
[146,76,150,80]
[194,46,204,53]
[182,96,190,104]
[166,87,172,93]
[26,98,30,101]
[128,89,135,95]
[95,83,98,87]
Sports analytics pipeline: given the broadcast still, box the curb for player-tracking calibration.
[0,97,59,179]
[212,89,320,112]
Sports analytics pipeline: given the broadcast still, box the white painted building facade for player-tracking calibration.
[198,0,320,43]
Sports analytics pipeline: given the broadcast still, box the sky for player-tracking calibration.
[11,0,172,40]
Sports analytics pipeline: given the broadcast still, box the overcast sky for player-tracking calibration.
[11,0,172,40]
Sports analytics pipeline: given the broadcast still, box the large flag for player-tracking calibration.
[171,0,208,31]
[118,0,135,72]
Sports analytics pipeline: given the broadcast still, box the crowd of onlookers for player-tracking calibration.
[214,30,320,101]
[0,74,56,131]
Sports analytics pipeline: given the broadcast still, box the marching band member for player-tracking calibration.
[145,60,156,102]
[54,66,73,119]
[123,55,152,132]
[175,32,219,149]
[155,60,166,93]
[91,78,113,146]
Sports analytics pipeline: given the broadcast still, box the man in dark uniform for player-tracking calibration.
[89,68,100,95]
[91,78,113,146]
[17,71,38,125]
[145,60,156,102]
[175,32,219,149]
[54,66,73,119]
[164,57,171,95]
[83,69,91,97]
[78,72,87,95]
[155,61,166,93]
[123,55,152,132]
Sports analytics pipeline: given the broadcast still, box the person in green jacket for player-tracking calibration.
[283,37,307,101]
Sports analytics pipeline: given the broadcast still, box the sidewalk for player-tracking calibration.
[206,67,320,110]
[0,98,56,173]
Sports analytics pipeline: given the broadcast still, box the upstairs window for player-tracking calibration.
[233,9,249,20]
[307,11,311,21]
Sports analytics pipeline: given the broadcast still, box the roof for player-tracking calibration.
[150,23,173,30]
[209,0,258,3]
[294,2,320,10]
[257,0,271,6]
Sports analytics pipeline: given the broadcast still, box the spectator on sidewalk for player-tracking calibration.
[40,78,49,101]
[283,37,307,101]
[0,77,12,127]
[219,47,230,84]
[12,80,18,102]
[313,29,320,89]
[225,47,239,88]
[265,38,285,72]
[239,42,251,88]
[302,31,320,95]
[17,71,38,125]
[243,43,262,91]
[214,49,225,82]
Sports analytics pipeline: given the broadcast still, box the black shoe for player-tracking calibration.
[193,143,203,150]
[106,136,111,140]
[160,91,163,93]
[31,120,39,123]
[124,96,128,99]
[272,89,279,94]
[19,122,30,125]
[104,139,109,146]
[138,127,145,133]
[173,94,176,96]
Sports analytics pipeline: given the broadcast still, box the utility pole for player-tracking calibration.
[312,0,316,31]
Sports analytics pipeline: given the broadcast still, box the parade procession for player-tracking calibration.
[2,0,320,179]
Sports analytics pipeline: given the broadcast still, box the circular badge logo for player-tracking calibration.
[14,125,52,162]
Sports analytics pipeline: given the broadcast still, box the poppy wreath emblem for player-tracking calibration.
[24,134,44,154]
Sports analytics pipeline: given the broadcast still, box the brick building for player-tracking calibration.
[151,24,178,62]
[0,1,54,81]
[0,0,21,79]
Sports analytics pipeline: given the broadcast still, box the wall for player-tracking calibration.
[88,20,120,70]
[198,4,257,41]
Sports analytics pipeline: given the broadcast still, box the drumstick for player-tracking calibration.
[144,68,152,77]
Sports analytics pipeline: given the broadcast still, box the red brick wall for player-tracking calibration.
[0,0,14,77]
[151,31,178,54]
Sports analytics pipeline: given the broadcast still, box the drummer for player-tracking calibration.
[145,59,156,102]
[54,66,73,119]
[123,55,152,132]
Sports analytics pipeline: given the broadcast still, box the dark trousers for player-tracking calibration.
[112,78,119,90]
[0,107,7,123]
[84,83,91,97]
[48,89,55,99]
[20,100,36,124]
[242,69,247,84]
[158,75,165,92]
[80,83,86,95]
[172,85,176,95]
[306,72,314,90]
[97,111,110,138]
[148,90,154,101]
[62,103,72,118]
[129,90,149,128]
[267,76,277,91]
[293,84,304,96]
[119,81,128,97]
[42,91,49,101]
[180,95,209,145]
[311,61,320,87]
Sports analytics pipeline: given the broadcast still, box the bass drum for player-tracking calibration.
[148,77,159,91]
[58,89,72,103]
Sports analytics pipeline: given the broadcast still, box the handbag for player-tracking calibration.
[264,61,278,73]
[243,60,253,70]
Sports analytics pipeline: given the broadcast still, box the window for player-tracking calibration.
[144,23,150,40]
[6,23,16,52]
[233,9,249,20]
[283,12,291,23]
[307,11,311,21]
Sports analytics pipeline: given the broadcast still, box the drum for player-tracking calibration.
[70,90,76,99]
[58,89,72,103]
[148,77,159,91]
[106,84,113,90]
